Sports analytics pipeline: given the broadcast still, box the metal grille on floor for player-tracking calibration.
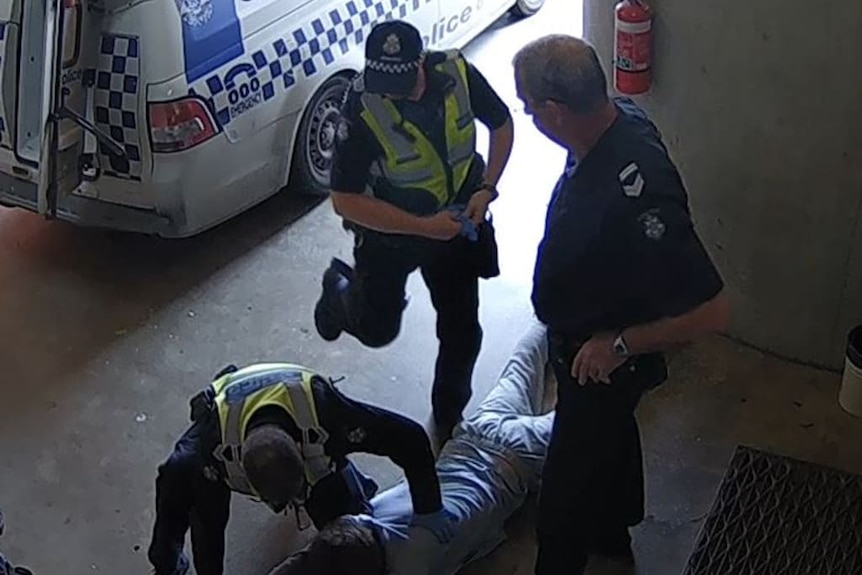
[683,445,862,575]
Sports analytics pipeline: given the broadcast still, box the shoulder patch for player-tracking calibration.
[638,209,666,240]
[346,427,366,444]
[619,162,644,198]
[427,50,449,66]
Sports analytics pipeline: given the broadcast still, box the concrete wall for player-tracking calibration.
[583,0,862,369]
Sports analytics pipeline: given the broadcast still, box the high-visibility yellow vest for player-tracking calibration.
[358,49,477,212]
[210,363,335,499]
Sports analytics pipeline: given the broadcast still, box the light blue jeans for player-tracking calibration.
[448,316,555,481]
[425,318,556,574]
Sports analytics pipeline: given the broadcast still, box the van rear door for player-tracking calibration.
[0,0,126,217]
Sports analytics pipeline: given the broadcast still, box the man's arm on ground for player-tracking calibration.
[327,388,443,515]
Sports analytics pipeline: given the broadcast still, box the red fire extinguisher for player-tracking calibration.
[614,0,653,95]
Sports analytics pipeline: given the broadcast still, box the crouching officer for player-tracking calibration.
[146,363,454,575]
[313,20,514,440]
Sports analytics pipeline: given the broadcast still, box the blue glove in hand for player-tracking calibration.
[444,205,478,242]
[410,508,458,544]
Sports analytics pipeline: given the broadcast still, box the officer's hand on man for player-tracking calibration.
[571,331,626,385]
[420,211,463,241]
[463,189,494,225]
[409,507,458,544]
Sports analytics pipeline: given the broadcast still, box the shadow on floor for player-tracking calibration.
[0,188,324,430]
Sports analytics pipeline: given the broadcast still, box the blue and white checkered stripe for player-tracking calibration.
[93,34,143,180]
[193,0,431,128]
[0,21,10,150]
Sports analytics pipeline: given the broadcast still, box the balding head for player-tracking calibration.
[513,35,608,115]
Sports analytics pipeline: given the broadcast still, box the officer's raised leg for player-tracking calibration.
[314,233,413,347]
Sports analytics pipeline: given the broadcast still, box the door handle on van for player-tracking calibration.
[50,86,130,174]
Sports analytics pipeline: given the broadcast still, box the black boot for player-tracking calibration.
[150,553,189,575]
[313,258,352,342]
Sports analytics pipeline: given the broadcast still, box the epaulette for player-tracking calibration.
[426,50,448,66]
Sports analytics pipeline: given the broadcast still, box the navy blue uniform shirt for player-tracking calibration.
[532,98,723,339]
[331,51,511,215]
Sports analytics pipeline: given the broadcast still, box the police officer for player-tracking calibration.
[313,20,514,440]
[511,35,730,574]
[147,363,454,575]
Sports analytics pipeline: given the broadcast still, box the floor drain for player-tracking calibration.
[683,445,862,574]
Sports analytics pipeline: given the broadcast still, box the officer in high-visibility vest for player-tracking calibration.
[314,20,514,442]
[146,363,454,575]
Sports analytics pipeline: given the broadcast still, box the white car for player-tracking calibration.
[0,0,544,237]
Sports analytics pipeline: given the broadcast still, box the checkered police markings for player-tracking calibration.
[192,0,433,128]
[93,34,143,180]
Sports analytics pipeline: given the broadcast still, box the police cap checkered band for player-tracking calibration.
[365,58,422,74]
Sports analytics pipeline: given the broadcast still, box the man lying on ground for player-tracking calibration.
[267,318,555,575]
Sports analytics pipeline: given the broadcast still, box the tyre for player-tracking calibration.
[291,75,351,196]
[511,0,545,18]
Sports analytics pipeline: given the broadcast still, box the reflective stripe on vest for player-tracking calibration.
[359,49,477,209]
[210,364,334,498]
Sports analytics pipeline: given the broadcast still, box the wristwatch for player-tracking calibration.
[476,182,499,201]
[612,330,630,358]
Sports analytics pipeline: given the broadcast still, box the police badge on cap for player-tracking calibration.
[364,20,424,96]
[383,33,401,56]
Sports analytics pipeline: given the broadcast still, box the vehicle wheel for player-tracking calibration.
[291,75,351,196]
[511,0,545,17]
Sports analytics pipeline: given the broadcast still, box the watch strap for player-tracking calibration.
[477,182,499,201]
[613,331,630,357]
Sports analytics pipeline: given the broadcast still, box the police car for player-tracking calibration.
[0,0,543,237]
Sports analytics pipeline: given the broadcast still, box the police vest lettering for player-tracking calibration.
[359,49,476,209]
[210,364,334,499]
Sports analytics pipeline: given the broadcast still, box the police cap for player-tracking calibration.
[363,20,424,96]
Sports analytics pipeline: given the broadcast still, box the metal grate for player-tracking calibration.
[683,445,862,575]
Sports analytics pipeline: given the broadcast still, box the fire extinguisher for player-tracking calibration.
[614,0,653,95]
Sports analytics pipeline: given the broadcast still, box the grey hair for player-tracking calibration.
[512,34,608,114]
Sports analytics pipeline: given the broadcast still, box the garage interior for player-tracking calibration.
[1,0,862,574]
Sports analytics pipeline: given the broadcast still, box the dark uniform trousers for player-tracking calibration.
[337,220,498,428]
[147,420,376,575]
[535,332,667,574]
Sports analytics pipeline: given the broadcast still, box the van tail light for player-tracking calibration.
[148,98,218,153]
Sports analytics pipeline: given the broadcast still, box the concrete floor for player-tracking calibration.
[1,1,862,574]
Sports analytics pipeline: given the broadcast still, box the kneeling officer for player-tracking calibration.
[147,363,452,575]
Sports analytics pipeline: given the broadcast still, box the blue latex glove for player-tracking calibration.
[410,507,458,544]
[444,205,478,242]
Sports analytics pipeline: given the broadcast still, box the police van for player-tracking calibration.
[0,0,543,237]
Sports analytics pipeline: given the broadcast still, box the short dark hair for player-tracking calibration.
[304,516,385,575]
[241,424,305,505]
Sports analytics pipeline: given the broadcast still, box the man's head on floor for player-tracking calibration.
[242,424,306,513]
[302,516,385,575]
